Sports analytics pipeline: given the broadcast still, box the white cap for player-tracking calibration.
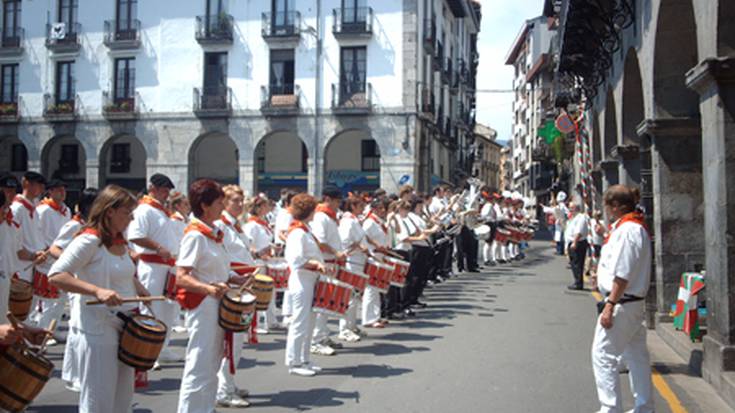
[556,191,567,202]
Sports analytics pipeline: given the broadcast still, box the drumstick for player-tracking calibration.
[85,295,167,306]
[6,312,30,348]
[38,319,57,352]
[23,250,50,271]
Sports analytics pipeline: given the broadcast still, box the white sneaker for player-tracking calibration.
[158,349,183,362]
[303,363,323,372]
[64,381,81,393]
[337,330,361,342]
[254,328,269,335]
[352,327,367,338]
[310,344,336,356]
[152,361,162,371]
[172,326,187,334]
[289,366,316,377]
[45,338,58,347]
[235,388,250,398]
[216,394,250,408]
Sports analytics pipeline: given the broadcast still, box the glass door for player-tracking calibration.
[340,47,367,103]
[115,0,137,38]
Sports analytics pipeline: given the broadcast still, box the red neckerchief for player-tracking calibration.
[2,208,18,228]
[140,195,171,217]
[80,228,127,245]
[220,213,242,233]
[367,212,387,234]
[13,195,35,219]
[603,212,648,246]
[185,218,223,244]
[72,215,84,224]
[287,220,320,246]
[171,212,187,222]
[316,203,338,222]
[40,197,68,216]
[248,216,272,234]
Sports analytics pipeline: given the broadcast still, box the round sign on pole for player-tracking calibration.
[555,113,576,134]
[399,174,411,185]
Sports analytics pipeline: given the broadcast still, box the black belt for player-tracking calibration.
[605,293,645,304]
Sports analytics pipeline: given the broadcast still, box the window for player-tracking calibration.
[341,0,367,24]
[59,144,79,173]
[110,143,131,173]
[203,52,227,93]
[269,49,294,95]
[114,58,135,101]
[55,61,74,103]
[1,64,18,104]
[2,1,21,44]
[116,0,137,33]
[58,0,78,26]
[361,140,380,171]
[11,143,26,172]
[301,142,307,173]
[272,0,295,33]
[339,46,366,101]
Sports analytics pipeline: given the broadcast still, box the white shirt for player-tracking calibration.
[0,210,20,281]
[11,195,45,280]
[169,212,188,253]
[284,226,323,286]
[363,214,389,249]
[589,218,605,246]
[215,214,255,266]
[176,220,229,285]
[567,213,589,241]
[53,218,83,250]
[49,233,138,334]
[339,212,367,266]
[405,212,430,247]
[273,207,293,245]
[36,201,72,273]
[480,202,497,223]
[244,218,273,254]
[597,220,652,298]
[310,210,341,258]
[127,202,178,255]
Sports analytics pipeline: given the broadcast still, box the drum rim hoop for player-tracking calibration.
[0,385,32,407]
[130,314,168,334]
[220,301,255,316]
[0,350,52,381]
[118,348,157,369]
[122,324,167,342]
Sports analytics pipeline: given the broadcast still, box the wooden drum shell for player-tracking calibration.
[118,314,167,371]
[218,290,256,333]
[9,278,33,322]
[0,345,54,412]
[252,275,274,311]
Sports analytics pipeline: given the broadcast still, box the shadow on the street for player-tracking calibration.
[250,388,360,410]
[322,363,413,378]
[379,332,441,342]
[239,358,277,369]
[340,342,431,356]
[403,320,453,329]
[139,378,184,394]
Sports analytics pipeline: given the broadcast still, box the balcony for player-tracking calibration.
[333,7,373,39]
[442,58,453,84]
[0,98,20,123]
[261,11,301,48]
[423,18,436,52]
[43,94,77,122]
[196,14,234,45]
[193,86,232,118]
[0,28,24,57]
[331,82,372,115]
[46,22,81,54]
[260,84,300,116]
[433,42,444,71]
[102,91,138,121]
[103,20,141,50]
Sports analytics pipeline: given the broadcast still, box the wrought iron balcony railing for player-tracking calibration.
[260,83,300,115]
[333,7,373,37]
[331,82,372,113]
[46,22,81,53]
[193,86,232,117]
[102,91,138,120]
[103,19,141,49]
[196,14,234,44]
[261,11,301,38]
[43,93,77,121]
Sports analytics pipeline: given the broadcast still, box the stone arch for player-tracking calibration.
[603,89,617,156]
[188,132,238,186]
[41,135,87,206]
[719,0,735,56]
[653,0,700,118]
[324,129,380,193]
[254,130,309,198]
[0,135,27,176]
[98,134,148,193]
[622,48,644,146]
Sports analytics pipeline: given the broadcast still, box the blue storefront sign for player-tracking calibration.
[326,170,379,194]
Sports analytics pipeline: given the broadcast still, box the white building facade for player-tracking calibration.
[0,0,480,202]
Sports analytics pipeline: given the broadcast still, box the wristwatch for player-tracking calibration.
[605,298,617,306]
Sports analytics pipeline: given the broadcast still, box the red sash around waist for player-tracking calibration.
[138,254,176,267]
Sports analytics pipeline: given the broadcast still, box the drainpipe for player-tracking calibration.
[313,0,323,195]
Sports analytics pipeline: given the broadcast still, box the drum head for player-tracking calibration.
[227,290,256,303]
[254,274,274,283]
[133,315,167,332]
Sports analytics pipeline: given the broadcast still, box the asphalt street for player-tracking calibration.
[26,241,724,412]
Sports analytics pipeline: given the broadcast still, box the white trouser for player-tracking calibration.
[361,286,381,325]
[259,294,278,329]
[138,262,179,358]
[177,297,225,413]
[285,271,317,367]
[78,317,134,413]
[62,325,81,387]
[592,300,654,413]
[311,312,330,344]
[482,242,491,263]
[491,241,499,261]
[282,290,293,316]
[216,332,247,399]
[339,294,360,332]
[31,295,66,331]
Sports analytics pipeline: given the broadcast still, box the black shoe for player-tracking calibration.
[388,312,406,321]
[566,284,583,291]
[403,308,416,317]
[411,301,428,309]
[468,267,479,272]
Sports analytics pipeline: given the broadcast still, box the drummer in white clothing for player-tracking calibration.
[244,196,279,332]
[11,172,48,284]
[49,185,151,413]
[274,191,295,322]
[32,179,71,337]
[127,173,180,365]
[592,185,653,413]
[362,198,392,326]
[338,196,372,337]
[284,194,326,377]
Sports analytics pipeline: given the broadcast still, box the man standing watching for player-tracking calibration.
[566,202,589,291]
